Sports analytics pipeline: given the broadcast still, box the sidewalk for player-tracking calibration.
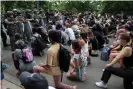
[3,72,22,89]
[3,79,22,89]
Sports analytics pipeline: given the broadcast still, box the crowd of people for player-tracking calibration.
[1,9,133,89]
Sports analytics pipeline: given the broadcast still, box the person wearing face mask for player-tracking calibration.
[96,33,133,89]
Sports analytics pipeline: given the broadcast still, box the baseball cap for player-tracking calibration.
[20,72,48,89]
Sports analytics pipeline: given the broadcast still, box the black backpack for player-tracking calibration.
[58,44,71,72]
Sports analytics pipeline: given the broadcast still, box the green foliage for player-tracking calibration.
[1,1,35,13]
[2,1,133,15]
[50,1,97,12]
[100,1,133,15]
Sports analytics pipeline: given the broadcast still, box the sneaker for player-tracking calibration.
[2,64,9,70]
[39,51,44,56]
[73,86,78,89]
[95,81,107,88]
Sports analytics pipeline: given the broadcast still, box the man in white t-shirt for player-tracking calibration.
[65,23,76,45]
[72,21,79,31]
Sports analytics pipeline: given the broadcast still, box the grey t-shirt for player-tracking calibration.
[14,49,36,72]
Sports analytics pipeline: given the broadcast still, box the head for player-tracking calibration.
[72,40,81,53]
[56,24,62,30]
[20,72,48,89]
[7,11,14,18]
[48,30,61,44]
[80,32,88,40]
[15,33,22,41]
[16,40,26,49]
[119,33,131,46]
[66,23,70,28]
[17,10,22,16]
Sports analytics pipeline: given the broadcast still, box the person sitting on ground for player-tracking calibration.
[33,30,78,89]
[20,72,55,89]
[14,40,36,74]
[95,33,133,89]
[66,41,87,81]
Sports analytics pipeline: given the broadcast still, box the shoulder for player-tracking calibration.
[14,49,22,54]
[123,46,132,51]
[122,46,132,56]
[47,48,54,56]
[79,39,85,45]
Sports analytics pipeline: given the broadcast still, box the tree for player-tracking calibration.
[1,1,36,13]
[50,1,97,12]
[100,1,133,15]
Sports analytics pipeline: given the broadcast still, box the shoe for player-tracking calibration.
[39,51,44,56]
[73,86,78,89]
[95,81,107,88]
[2,64,9,70]
[16,72,21,77]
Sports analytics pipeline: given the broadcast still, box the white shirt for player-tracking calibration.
[52,25,56,30]
[81,41,89,57]
[72,25,79,31]
[71,53,80,62]
[65,28,76,41]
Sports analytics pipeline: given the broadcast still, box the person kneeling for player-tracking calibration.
[66,41,87,81]
[14,40,36,74]
[95,33,133,89]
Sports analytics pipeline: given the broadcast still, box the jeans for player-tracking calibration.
[101,67,133,89]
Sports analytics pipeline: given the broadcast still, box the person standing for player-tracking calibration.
[5,11,18,51]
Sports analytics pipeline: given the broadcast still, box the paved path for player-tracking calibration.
[1,39,124,89]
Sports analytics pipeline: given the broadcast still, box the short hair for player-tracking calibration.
[120,33,130,42]
[48,30,61,43]
[15,33,22,40]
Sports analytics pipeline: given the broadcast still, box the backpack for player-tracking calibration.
[58,44,71,72]
[100,46,111,61]
[79,51,88,67]
[21,48,34,64]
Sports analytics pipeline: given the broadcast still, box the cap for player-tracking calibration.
[7,11,13,15]
[20,72,48,89]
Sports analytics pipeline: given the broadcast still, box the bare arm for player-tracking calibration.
[109,47,132,66]
[74,58,79,69]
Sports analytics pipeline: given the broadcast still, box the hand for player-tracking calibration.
[106,63,112,67]
[71,50,75,55]
[14,21,19,23]
[39,63,45,67]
